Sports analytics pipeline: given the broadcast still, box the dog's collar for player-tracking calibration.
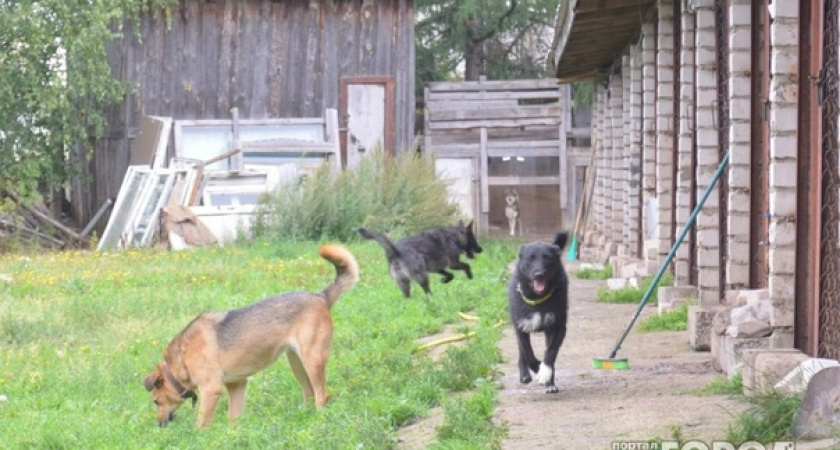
[517,283,554,307]
[164,365,197,406]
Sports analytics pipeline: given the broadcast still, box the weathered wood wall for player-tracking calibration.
[72,0,415,229]
[424,78,572,235]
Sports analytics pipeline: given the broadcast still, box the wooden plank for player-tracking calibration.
[427,117,562,130]
[241,140,338,154]
[487,176,561,186]
[427,90,562,102]
[428,105,564,122]
[480,127,489,217]
[427,78,561,91]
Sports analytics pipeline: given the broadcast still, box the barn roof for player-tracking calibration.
[548,0,656,81]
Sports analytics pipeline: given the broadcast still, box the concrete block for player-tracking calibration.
[711,330,726,372]
[723,335,770,378]
[688,306,714,351]
[740,348,806,395]
[606,278,628,290]
[736,288,769,305]
[657,286,697,314]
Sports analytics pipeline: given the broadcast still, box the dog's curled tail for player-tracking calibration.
[319,244,359,306]
[354,227,399,260]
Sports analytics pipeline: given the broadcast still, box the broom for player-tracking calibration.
[593,153,730,370]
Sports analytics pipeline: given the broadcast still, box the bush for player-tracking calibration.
[252,148,463,242]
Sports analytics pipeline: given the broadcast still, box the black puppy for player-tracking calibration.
[356,220,483,298]
[507,232,569,393]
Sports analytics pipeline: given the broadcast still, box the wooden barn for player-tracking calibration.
[71,0,415,230]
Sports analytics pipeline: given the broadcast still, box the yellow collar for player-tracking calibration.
[517,283,554,306]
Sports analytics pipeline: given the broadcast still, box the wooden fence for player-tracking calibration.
[424,78,588,236]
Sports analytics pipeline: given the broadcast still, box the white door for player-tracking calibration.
[341,77,394,168]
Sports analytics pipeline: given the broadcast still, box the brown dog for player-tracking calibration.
[143,244,359,428]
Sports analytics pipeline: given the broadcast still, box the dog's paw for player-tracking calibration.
[544,385,559,394]
[519,374,532,384]
[535,363,553,385]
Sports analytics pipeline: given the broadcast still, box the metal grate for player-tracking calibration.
[819,0,840,359]
[715,0,730,299]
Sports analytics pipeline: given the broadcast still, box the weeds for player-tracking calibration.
[252,148,462,242]
[699,373,743,396]
[726,388,802,444]
[638,303,690,332]
[597,273,674,304]
[574,264,612,280]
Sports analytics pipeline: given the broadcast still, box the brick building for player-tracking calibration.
[549,0,840,382]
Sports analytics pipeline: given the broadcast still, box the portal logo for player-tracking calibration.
[612,442,795,450]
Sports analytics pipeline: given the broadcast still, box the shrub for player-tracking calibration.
[252,148,462,242]
[726,388,802,443]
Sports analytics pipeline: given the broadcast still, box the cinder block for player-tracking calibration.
[657,286,698,314]
[711,330,726,372]
[748,350,809,395]
[688,306,715,351]
[739,348,803,394]
[723,335,770,378]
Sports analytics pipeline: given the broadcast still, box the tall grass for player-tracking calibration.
[252,148,463,242]
[0,239,516,448]
[726,389,802,444]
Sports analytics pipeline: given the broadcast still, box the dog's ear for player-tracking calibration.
[553,232,569,250]
[144,370,163,391]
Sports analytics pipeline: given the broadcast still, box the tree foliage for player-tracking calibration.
[415,0,557,94]
[0,0,173,205]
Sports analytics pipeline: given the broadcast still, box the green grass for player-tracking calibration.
[574,264,612,280]
[0,238,517,448]
[726,388,803,444]
[638,303,689,332]
[698,373,743,396]
[596,273,674,304]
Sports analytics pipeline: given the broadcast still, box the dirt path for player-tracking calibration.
[494,265,745,449]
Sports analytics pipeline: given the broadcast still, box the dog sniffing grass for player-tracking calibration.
[0,239,511,447]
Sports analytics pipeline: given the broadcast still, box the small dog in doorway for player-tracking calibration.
[504,188,522,236]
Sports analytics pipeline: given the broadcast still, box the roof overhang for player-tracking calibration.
[548,0,657,81]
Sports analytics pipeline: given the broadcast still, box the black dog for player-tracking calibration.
[507,232,569,393]
[356,220,483,298]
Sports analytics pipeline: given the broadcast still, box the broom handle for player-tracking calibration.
[608,153,730,359]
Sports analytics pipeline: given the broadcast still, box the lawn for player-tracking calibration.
[0,238,516,448]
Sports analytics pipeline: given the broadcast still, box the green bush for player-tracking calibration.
[252,149,463,242]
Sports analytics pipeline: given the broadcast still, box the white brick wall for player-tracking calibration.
[767,0,798,348]
[657,0,676,263]
[629,45,643,258]
[642,22,658,248]
[727,0,752,291]
[693,0,721,306]
[675,7,696,286]
[594,87,606,235]
[611,71,624,247]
